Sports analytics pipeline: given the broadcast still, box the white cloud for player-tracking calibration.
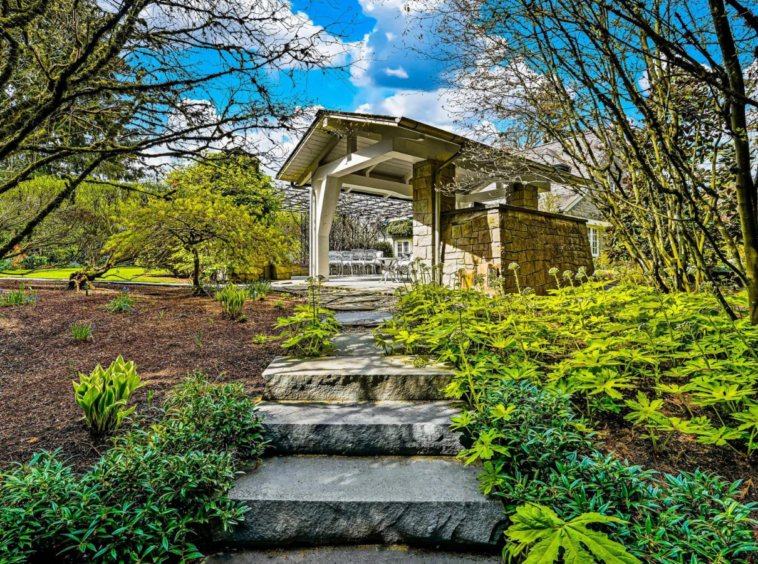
[355,89,460,131]
[385,32,395,41]
[385,66,409,79]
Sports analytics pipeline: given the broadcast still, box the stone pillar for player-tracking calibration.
[505,182,538,210]
[412,160,456,268]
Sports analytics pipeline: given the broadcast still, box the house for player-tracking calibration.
[527,140,611,259]
[276,110,595,294]
[384,217,413,256]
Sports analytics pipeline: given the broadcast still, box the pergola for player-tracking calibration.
[277,110,583,280]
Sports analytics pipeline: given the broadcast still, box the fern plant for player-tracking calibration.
[72,356,144,433]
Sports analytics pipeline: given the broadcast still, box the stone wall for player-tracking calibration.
[412,160,455,267]
[440,205,594,294]
[440,207,501,284]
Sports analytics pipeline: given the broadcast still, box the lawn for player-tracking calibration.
[0,281,298,471]
[0,266,186,284]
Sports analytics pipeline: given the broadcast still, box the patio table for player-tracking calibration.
[378,257,398,282]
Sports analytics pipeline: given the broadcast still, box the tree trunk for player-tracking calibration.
[192,248,201,293]
[68,264,111,291]
[709,0,758,323]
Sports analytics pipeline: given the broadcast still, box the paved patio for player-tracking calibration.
[272,275,405,294]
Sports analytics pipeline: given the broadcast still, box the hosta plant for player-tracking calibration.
[72,356,143,433]
[217,283,247,319]
[246,279,272,300]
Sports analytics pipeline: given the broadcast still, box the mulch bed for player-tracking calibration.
[0,281,300,472]
[597,408,758,504]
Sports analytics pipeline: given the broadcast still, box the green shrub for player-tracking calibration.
[70,322,94,342]
[73,356,143,433]
[0,373,265,564]
[0,284,37,307]
[217,283,247,319]
[273,276,340,357]
[373,240,394,258]
[385,218,412,238]
[274,299,285,309]
[105,287,134,313]
[382,278,758,564]
[245,279,271,301]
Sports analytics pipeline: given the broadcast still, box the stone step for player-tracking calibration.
[205,546,502,563]
[223,456,505,550]
[260,401,463,456]
[263,356,454,401]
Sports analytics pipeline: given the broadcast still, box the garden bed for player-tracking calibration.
[0,282,297,471]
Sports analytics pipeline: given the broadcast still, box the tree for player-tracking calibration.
[0,0,349,260]
[413,0,758,322]
[105,159,293,291]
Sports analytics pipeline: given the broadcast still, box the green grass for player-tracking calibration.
[0,267,184,284]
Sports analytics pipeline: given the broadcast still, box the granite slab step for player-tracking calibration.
[260,401,463,456]
[263,356,454,401]
[205,546,502,563]
[222,456,505,550]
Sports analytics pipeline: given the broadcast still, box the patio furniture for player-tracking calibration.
[328,251,344,277]
[379,257,399,282]
[364,249,381,274]
[351,250,366,275]
[340,251,354,275]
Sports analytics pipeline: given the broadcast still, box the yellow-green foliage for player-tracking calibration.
[73,356,144,433]
[377,264,758,457]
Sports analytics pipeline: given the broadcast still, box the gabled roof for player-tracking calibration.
[277,110,588,193]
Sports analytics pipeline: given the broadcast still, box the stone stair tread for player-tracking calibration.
[231,456,487,503]
[264,355,453,377]
[205,546,502,563]
[260,400,462,425]
[262,356,453,401]
[260,401,463,456]
[225,456,505,549]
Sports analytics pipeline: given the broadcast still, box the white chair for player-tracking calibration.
[364,249,380,274]
[329,251,344,277]
[341,251,354,275]
[351,249,366,275]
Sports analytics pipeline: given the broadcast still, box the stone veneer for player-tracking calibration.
[440,204,594,294]
[412,160,455,265]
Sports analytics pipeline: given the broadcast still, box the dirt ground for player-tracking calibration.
[0,281,299,471]
[597,405,758,503]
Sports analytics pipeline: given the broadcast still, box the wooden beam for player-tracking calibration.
[340,173,412,198]
[314,139,395,179]
[296,134,341,186]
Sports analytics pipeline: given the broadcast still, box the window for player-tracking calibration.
[587,226,600,258]
[396,240,410,255]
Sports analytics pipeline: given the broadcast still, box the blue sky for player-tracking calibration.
[286,0,458,130]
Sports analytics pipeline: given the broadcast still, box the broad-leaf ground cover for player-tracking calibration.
[377,264,758,563]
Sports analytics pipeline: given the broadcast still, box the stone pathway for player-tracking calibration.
[209,312,503,562]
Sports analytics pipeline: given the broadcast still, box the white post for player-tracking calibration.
[309,185,316,277]
[311,175,340,280]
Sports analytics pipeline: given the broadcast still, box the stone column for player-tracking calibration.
[505,182,538,210]
[412,160,456,269]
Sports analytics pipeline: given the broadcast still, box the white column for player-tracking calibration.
[311,175,340,280]
[309,185,316,277]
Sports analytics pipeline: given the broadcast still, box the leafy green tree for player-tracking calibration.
[105,160,293,291]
